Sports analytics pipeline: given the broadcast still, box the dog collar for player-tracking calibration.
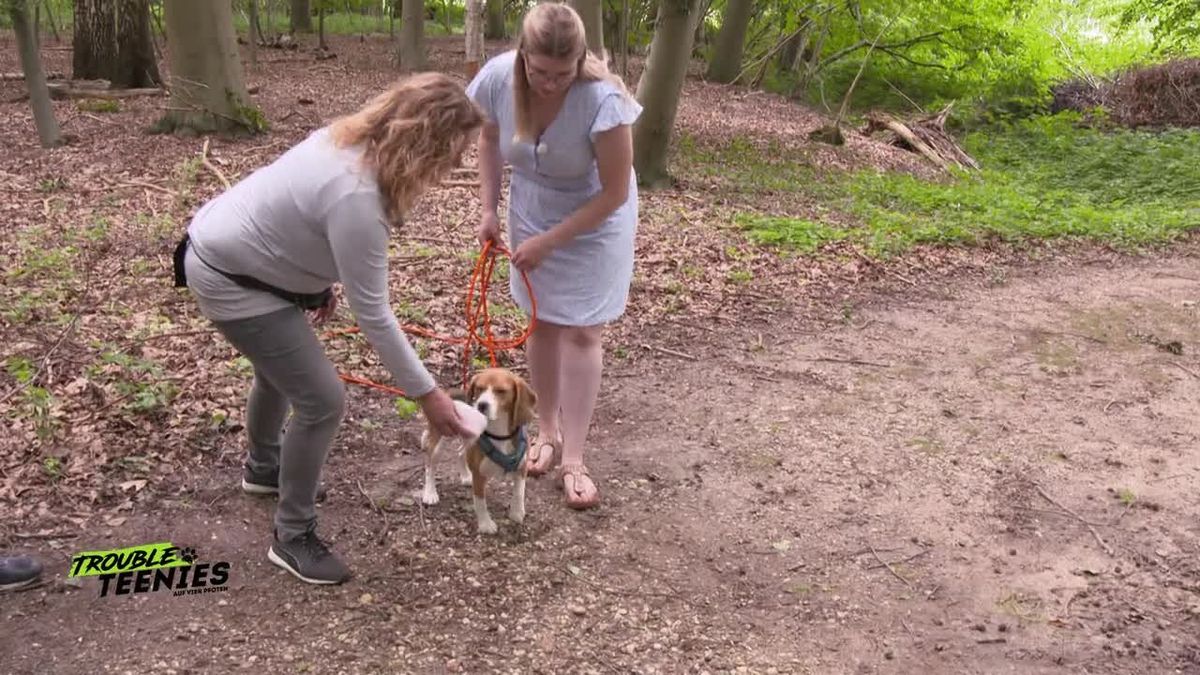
[478,426,527,473]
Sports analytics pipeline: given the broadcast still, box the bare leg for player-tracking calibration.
[526,320,563,475]
[558,325,603,508]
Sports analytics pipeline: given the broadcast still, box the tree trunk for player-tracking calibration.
[290,0,312,32]
[485,0,504,39]
[633,0,700,187]
[72,0,161,88]
[9,0,63,147]
[706,0,753,83]
[249,0,259,67]
[465,0,484,78]
[397,0,426,72]
[569,0,604,59]
[154,0,265,136]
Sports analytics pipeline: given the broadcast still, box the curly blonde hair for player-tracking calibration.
[512,2,630,143]
[329,72,485,226]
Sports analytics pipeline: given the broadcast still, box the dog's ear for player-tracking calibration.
[513,377,538,428]
[465,376,480,402]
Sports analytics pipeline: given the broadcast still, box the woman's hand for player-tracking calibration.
[311,291,338,324]
[512,232,558,271]
[418,387,474,438]
[476,210,502,248]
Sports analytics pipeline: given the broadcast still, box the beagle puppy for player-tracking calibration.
[420,367,538,534]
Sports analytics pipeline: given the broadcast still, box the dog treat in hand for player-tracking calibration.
[453,399,489,439]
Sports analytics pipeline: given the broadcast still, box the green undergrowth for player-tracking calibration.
[680,112,1200,258]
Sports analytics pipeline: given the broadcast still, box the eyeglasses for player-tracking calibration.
[522,55,577,85]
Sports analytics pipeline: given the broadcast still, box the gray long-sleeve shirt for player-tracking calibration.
[183,126,437,398]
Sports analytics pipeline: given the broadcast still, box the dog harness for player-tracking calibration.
[478,425,528,473]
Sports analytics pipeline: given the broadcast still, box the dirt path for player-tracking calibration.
[5,251,1199,674]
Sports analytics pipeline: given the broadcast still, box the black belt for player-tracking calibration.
[172,233,332,311]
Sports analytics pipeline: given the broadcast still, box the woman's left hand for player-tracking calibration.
[512,232,558,271]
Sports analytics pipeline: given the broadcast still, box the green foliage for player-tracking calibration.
[394,397,420,419]
[1116,0,1200,55]
[683,113,1200,258]
[720,0,1173,117]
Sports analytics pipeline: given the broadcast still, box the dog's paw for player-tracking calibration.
[507,505,525,524]
[476,518,499,535]
[420,487,440,506]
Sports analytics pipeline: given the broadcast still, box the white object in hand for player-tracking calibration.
[453,400,488,440]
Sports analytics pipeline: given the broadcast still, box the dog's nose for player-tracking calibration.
[475,400,490,415]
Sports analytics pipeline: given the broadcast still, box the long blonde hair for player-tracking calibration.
[330,72,485,226]
[512,2,630,143]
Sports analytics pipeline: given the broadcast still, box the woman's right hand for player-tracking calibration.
[418,387,474,438]
[476,211,501,248]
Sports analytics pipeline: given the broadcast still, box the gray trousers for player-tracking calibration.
[211,306,345,541]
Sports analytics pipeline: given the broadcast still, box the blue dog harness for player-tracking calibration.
[477,426,528,473]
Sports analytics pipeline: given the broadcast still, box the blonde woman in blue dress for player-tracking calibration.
[467,2,642,509]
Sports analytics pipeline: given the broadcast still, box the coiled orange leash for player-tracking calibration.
[327,240,536,397]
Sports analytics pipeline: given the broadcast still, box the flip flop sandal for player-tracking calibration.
[526,434,560,477]
[560,463,600,510]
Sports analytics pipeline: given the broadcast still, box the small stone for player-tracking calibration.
[998,623,1009,633]
[884,650,895,660]
[933,618,945,626]
[569,604,587,616]
[972,623,986,632]
[1009,549,1017,556]
[359,593,373,605]
[1153,635,1163,647]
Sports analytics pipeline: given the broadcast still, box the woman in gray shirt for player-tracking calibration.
[175,72,483,585]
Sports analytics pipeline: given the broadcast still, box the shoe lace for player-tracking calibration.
[300,530,332,561]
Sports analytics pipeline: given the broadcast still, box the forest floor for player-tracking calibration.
[2,33,1199,674]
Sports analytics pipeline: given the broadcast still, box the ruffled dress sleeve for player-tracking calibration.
[589,87,643,142]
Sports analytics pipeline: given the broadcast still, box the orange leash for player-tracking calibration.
[325,240,536,398]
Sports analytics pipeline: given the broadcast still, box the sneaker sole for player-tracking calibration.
[0,577,41,592]
[241,479,279,495]
[267,546,347,585]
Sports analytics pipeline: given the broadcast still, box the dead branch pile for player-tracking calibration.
[860,105,980,171]
[1107,58,1200,128]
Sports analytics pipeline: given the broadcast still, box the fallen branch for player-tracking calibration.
[1034,484,1115,556]
[862,106,980,171]
[47,82,166,100]
[1171,362,1200,379]
[642,344,697,360]
[200,139,232,190]
[865,548,930,570]
[870,544,915,589]
[1,70,63,81]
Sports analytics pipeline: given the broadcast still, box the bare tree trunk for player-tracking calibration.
[397,0,425,72]
[9,0,63,147]
[72,0,161,88]
[484,0,504,39]
[633,0,700,187]
[706,0,753,83]
[465,0,484,77]
[569,0,604,59]
[290,0,311,32]
[248,0,259,67]
[155,0,264,136]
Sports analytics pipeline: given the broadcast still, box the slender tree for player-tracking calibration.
[633,0,702,187]
[291,0,312,32]
[569,0,605,58]
[465,0,485,77]
[706,0,754,83]
[397,0,426,72]
[485,0,505,39]
[8,0,63,147]
[154,0,265,136]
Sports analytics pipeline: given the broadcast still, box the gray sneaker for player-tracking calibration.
[242,464,328,502]
[0,554,43,592]
[267,528,350,585]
